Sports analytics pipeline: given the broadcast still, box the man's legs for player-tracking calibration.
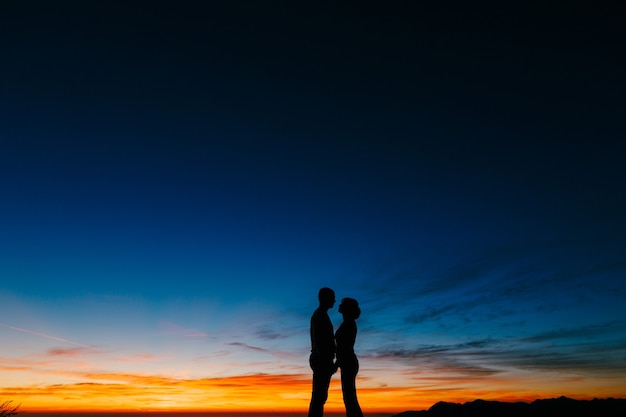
[308,361,333,417]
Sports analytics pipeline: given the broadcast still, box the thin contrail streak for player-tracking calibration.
[0,323,95,349]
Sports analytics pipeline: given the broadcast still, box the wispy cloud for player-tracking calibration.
[367,324,626,380]
[227,342,270,353]
[520,321,626,343]
[255,327,287,340]
[367,338,504,377]
[358,232,626,308]
[0,323,97,350]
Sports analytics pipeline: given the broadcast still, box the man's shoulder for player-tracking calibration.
[311,307,328,320]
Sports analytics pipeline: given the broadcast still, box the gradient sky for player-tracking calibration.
[1,2,625,414]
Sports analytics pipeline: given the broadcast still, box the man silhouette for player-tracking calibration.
[308,287,336,417]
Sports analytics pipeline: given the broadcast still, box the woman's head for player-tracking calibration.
[338,297,361,320]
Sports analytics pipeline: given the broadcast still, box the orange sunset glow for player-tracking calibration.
[3,360,625,414]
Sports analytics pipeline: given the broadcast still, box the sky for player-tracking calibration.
[1,1,625,414]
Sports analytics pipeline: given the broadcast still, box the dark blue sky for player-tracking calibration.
[1,1,625,411]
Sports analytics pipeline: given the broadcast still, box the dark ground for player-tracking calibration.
[392,397,626,417]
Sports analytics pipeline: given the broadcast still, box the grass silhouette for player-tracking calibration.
[0,400,20,417]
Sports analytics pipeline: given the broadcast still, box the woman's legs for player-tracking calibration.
[340,361,363,417]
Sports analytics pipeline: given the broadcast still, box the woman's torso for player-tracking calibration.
[335,319,357,363]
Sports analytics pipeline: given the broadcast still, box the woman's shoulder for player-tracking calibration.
[339,319,357,332]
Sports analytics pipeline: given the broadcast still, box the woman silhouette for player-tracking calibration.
[335,297,364,417]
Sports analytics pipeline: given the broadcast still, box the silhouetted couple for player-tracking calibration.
[308,287,363,417]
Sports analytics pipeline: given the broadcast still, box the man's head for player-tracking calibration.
[318,287,336,309]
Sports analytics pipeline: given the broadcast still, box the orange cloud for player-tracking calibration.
[1,372,317,412]
[46,347,96,358]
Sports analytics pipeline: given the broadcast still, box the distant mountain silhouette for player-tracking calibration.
[392,396,626,417]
